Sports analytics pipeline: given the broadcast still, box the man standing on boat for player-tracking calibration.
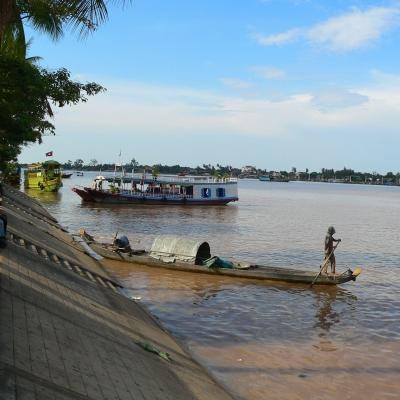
[324,226,341,274]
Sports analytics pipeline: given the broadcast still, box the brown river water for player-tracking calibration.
[25,173,400,400]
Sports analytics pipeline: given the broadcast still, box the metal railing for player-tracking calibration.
[120,191,194,199]
[103,173,238,184]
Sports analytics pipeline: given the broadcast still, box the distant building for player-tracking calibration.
[241,165,257,174]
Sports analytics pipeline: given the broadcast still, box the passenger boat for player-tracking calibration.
[72,174,239,205]
[79,232,361,286]
[24,161,63,192]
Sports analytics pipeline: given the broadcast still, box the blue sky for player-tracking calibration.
[20,0,400,172]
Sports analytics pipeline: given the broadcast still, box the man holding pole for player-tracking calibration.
[324,226,341,274]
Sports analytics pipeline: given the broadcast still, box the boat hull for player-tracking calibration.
[73,187,238,205]
[26,177,62,192]
[88,241,359,286]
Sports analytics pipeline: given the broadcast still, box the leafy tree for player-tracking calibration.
[0,56,104,169]
[0,0,130,171]
[0,1,131,57]
[151,165,159,179]
[73,158,84,169]
[89,158,98,167]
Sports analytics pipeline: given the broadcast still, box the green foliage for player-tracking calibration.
[73,158,84,169]
[0,1,130,53]
[0,0,131,173]
[0,55,104,169]
[152,165,160,178]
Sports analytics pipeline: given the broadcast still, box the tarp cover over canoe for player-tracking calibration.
[150,235,211,265]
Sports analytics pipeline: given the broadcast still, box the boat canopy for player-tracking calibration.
[42,160,61,169]
[150,235,211,265]
[28,161,60,170]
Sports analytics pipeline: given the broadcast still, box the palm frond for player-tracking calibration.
[66,0,108,36]
[25,42,43,64]
[25,0,64,41]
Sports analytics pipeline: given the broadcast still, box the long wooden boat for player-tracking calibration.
[80,233,361,286]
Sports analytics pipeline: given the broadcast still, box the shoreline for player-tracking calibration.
[0,183,235,400]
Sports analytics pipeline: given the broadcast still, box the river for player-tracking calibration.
[25,173,400,400]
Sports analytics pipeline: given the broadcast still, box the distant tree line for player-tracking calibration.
[56,159,400,185]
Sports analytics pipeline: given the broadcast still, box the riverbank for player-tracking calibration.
[0,183,234,400]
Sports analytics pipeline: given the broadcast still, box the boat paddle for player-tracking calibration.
[311,241,340,287]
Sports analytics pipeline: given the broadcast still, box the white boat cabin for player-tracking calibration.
[92,173,239,201]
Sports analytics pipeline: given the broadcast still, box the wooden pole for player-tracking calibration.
[311,241,340,286]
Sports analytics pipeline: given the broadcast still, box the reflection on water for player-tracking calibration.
[313,287,355,333]
[27,173,400,400]
[25,188,62,205]
[312,288,357,353]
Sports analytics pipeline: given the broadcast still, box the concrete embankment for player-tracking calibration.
[0,184,234,400]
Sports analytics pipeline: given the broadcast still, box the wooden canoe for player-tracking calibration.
[85,240,361,286]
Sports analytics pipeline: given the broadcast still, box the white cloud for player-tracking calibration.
[254,6,400,51]
[52,77,400,141]
[312,88,369,110]
[251,66,286,80]
[308,7,400,51]
[220,78,253,89]
[253,28,301,45]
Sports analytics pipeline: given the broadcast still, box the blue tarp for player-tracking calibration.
[203,256,234,269]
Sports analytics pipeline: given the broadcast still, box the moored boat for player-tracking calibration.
[79,231,361,286]
[24,161,63,192]
[72,174,239,205]
[62,172,73,179]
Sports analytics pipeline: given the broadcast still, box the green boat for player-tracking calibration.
[24,161,63,192]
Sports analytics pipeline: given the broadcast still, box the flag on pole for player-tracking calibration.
[45,151,53,157]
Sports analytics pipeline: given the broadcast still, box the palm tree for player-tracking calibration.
[0,0,130,57]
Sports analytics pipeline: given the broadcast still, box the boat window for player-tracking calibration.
[216,188,226,197]
[201,188,211,198]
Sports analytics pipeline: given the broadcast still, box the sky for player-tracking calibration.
[20,0,400,172]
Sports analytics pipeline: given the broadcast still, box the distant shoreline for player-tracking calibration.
[17,162,400,187]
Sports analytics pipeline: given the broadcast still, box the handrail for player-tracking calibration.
[120,192,194,199]
[104,174,238,184]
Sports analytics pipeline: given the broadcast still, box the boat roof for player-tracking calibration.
[28,160,61,169]
[150,235,211,264]
[98,174,237,186]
